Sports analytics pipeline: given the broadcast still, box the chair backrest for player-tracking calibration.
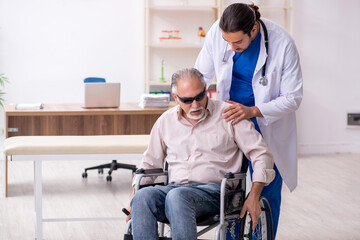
[84,77,106,83]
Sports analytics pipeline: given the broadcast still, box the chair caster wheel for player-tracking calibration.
[82,172,88,178]
[98,168,104,174]
[106,175,112,182]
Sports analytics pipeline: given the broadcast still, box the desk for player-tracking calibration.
[4,103,175,196]
[5,103,175,137]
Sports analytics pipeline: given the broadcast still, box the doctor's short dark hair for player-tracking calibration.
[171,68,206,94]
[220,3,261,37]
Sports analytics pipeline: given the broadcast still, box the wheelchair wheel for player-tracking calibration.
[243,197,273,240]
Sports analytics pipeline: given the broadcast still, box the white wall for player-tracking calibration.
[293,0,360,153]
[0,0,359,154]
[0,0,144,104]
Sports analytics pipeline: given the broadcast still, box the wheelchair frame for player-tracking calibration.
[124,168,273,240]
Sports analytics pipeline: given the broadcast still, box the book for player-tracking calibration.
[15,103,44,110]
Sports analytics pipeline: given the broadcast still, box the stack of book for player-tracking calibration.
[139,94,170,108]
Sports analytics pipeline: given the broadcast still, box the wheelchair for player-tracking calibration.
[123,167,273,240]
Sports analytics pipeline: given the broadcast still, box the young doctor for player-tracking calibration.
[195,3,303,239]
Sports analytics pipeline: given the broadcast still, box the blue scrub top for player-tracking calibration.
[230,31,261,133]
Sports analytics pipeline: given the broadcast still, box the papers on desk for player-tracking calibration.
[15,103,44,110]
[139,94,170,108]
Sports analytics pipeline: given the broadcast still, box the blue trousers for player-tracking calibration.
[226,163,282,240]
[131,184,221,240]
[249,163,282,239]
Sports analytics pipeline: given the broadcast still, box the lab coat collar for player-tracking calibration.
[254,19,268,77]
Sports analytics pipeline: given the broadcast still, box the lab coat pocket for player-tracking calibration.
[263,70,281,101]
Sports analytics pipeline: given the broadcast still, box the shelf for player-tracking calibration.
[149,81,172,86]
[147,6,218,11]
[147,43,203,49]
[260,6,291,10]
[149,81,216,87]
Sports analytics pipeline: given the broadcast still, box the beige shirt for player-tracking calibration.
[135,99,275,188]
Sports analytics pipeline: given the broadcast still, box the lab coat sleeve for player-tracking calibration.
[194,24,216,88]
[132,117,167,186]
[257,40,303,125]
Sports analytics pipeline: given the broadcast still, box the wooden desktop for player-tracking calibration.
[4,103,175,137]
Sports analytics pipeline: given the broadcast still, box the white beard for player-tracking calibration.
[186,107,205,120]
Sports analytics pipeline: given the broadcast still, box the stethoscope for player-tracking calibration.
[222,19,269,86]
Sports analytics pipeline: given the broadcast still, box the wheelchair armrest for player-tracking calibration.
[224,171,246,180]
[222,172,246,196]
[136,168,165,174]
[135,168,168,191]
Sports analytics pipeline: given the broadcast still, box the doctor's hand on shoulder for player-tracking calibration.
[223,100,263,125]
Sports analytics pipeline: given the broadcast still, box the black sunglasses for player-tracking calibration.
[177,89,207,104]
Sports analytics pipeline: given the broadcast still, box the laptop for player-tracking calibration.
[83,82,120,108]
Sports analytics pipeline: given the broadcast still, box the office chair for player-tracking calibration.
[83,77,106,83]
[81,77,137,182]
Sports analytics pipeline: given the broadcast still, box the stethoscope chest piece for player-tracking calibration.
[259,76,267,86]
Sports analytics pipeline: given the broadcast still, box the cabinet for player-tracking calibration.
[144,0,293,95]
[144,0,221,95]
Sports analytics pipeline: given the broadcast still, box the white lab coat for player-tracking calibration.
[195,18,303,191]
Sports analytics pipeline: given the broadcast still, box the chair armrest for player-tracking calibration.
[224,171,246,180]
[134,168,168,191]
[136,168,165,174]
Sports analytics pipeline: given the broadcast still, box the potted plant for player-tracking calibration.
[0,73,8,107]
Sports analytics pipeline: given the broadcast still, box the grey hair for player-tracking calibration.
[171,68,206,94]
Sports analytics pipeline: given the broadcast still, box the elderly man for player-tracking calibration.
[126,68,275,240]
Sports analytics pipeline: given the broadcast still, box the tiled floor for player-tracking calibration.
[0,153,359,239]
